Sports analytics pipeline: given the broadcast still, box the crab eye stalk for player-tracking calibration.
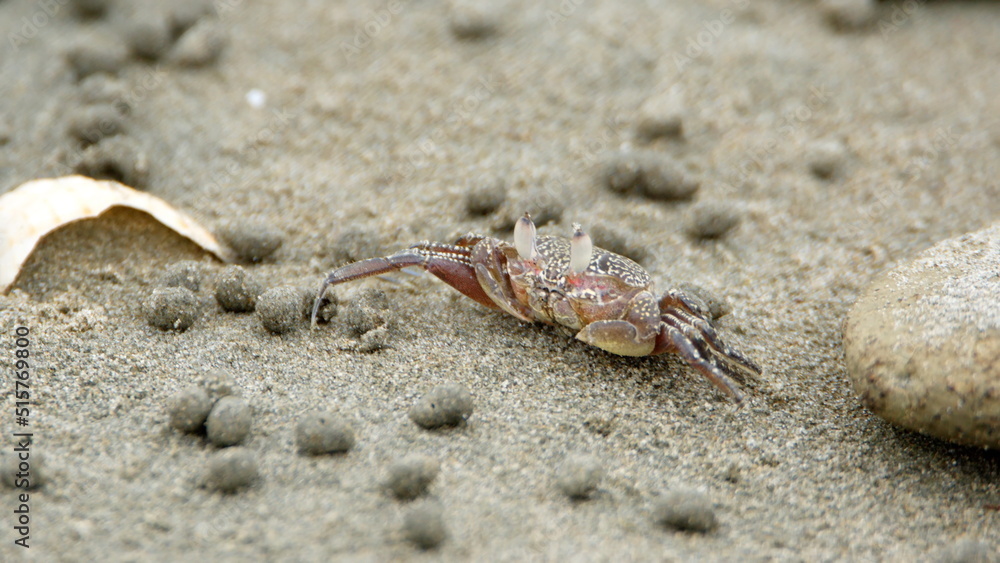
[514,213,538,261]
[569,223,592,274]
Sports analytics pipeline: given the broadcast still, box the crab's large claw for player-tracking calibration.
[310,240,498,328]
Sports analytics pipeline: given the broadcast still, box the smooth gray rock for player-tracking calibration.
[844,223,1000,449]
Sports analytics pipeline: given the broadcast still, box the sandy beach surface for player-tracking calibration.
[1,0,999,561]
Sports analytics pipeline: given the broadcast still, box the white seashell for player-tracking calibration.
[0,175,234,292]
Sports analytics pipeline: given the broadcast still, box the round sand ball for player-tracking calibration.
[635,89,685,142]
[204,447,257,493]
[685,202,742,240]
[807,139,848,179]
[409,384,474,429]
[402,502,447,549]
[675,283,732,321]
[70,0,111,19]
[145,286,200,331]
[307,284,338,324]
[357,326,391,353]
[65,37,129,80]
[602,150,699,201]
[464,177,507,216]
[74,136,150,188]
[385,454,440,500]
[820,0,878,31]
[932,539,997,563]
[257,286,300,334]
[341,288,391,337]
[167,385,213,433]
[638,160,700,201]
[161,260,203,292]
[0,450,46,490]
[168,0,215,36]
[198,369,241,402]
[169,19,227,67]
[67,104,126,146]
[206,396,252,447]
[653,489,718,533]
[214,265,262,313]
[555,454,603,500]
[844,223,1000,449]
[295,412,355,455]
[124,13,173,60]
[448,1,499,40]
[217,219,283,263]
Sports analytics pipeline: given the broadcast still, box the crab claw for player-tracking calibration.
[514,213,538,261]
[569,223,592,274]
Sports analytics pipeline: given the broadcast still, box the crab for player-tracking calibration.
[311,214,761,402]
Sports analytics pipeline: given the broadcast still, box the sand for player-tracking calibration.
[1,0,999,560]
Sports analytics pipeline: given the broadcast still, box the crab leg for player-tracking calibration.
[310,242,498,328]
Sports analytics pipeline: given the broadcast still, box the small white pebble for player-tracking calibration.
[245,89,266,109]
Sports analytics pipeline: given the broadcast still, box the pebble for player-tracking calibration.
[0,450,46,489]
[448,1,499,40]
[167,385,213,433]
[169,19,227,67]
[74,136,150,188]
[203,447,258,493]
[384,454,440,500]
[161,260,203,292]
[402,502,447,549]
[602,150,699,201]
[932,539,997,563]
[635,87,685,142]
[464,176,507,216]
[295,412,355,455]
[214,265,262,312]
[819,0,878,31]
[257,286,300,334]
[198,369,241,402]
[684,201,742,240]
[652,489,718,533]
[807,139,848,180]
[124,13,174,61]
[843,223,1000,449]
[205,396,252,447]
[409,384,474,429]
[217,219,284,263]
[341,288,392,337]
[66,104,126,146]
[555,454,603,500]
[144,286,200,331]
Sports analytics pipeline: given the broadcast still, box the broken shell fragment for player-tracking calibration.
[0,175,234,292]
